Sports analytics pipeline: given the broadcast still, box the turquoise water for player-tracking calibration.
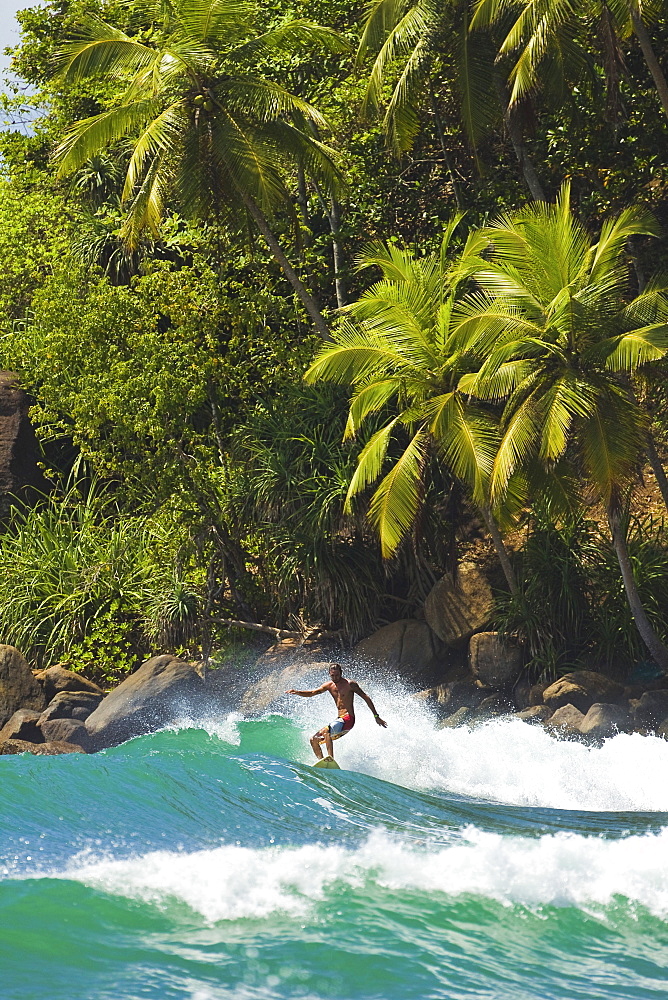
[3,684,668,999]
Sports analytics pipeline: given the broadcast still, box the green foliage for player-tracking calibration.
[0,483,201,683]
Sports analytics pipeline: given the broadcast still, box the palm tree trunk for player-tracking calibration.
[494,78,546,201]
[646,434,668,512]
[429,85,464,210]
[480,503,519,595]
[242,193,332,341]
[609,508,668,670]
[629,7,668,119]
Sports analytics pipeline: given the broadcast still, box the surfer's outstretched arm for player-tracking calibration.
[286,684,330,697]
[351,683,387,727]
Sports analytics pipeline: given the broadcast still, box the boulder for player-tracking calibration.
[579,703,633,739]
[475,693,514,717]
[0,708,43,744]
[39,690,103,724]
[40,717,89,749]
[34,665,103,702]
[424,562,494,646]
[529,682,550,706]
[542,671,624,715]
[656,719,668,740]
[85,654,206,746]
[0,371,49,520]
[631,690,668,729]
[545,702,585,735]
[416,677,485,715]
[354,619,450,688]
[512,675,533,710]
[469,632,523,688]
[516,705,553,723]
[437,706,473,729]
[0,738,84,755]
[239,660,332,715]
[0,645,46,727]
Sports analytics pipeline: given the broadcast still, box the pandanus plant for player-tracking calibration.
[52,0,348,340]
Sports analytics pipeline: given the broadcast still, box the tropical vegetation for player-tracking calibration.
[1,0,668,681]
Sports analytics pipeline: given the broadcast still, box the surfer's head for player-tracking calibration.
[329,663,343,681]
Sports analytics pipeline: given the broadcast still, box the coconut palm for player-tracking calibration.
[357,0,547,200]
[52,0,348,340]
[471,0,668,118]
[458,184,668,667]
[305,216,521,593]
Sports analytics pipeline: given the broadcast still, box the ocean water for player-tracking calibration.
[2,681,668,999]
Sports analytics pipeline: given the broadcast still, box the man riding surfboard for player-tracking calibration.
[287,663,387,762]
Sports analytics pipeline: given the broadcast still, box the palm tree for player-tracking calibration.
[304,217,520,593]
[472,0,668,118]
[458,184,668,667]
[52,0,348,340]
[357,0,547,200]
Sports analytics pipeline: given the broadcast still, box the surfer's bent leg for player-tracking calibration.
[310,730,325,760]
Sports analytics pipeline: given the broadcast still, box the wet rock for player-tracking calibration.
[239,660,332,715]
[424,563,494,646]
[0,738,84,755]
[545,703,585,735]
[354,619,451,688]
[542,671,624,715]
[631,690,668,729]
[515,705,553,723]
[40,717,90,749]
[39,690,103,723]
[0,645,46,727]
[579,703,633,739]
[0,708,43,744]
[437,706,472,729]
[475,693,514,718]
[512,675,532,710]
[529,682,550,706]
[34,665,103,702]
[469,632,523,689]
[0,371,49,520]
[85,654,206,747]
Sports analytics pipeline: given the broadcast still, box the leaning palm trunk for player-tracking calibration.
[608,509,668,670]
[646,435,668,513]
[242,194,332,341]
[480,503,519,595]
[629,7,668,119]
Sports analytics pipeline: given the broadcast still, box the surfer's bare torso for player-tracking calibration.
[287,663,387,761]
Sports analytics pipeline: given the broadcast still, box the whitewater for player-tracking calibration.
[2,679,668,999]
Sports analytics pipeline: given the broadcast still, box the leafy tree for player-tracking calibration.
[305,218,520,592]
[52,0,349,339]
[460,184,668,666]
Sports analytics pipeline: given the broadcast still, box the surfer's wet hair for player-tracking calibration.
[329,663,343,673]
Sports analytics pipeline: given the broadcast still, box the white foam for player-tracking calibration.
[63,826,668,921]
[167,712,243,746]
[284,681,668,811]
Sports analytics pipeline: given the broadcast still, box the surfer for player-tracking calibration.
[286,663,387,761]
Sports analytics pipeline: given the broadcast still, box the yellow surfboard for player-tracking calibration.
[313,756,341,769]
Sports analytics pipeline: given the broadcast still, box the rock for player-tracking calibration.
[424,563,494,646]
[516,705,553,723]
[513,675,532,710]
[469,633,523,688]
[85,654,206,746]
[0,738,84,755]
[656,719,668,740]
[437,706,472,729]
[542,671,624,715]
[39,690,103,723]
[529,682,550,706]
[239,660,332,715]
[579,703,633,739]
[0,645,46,727]
[40,717,89,749]
[354,619,452,687]
[475,693,514,717]
[632,690,668,728]
[34,665,103,702]
[0,708,43,743]
[546,703,585,734]
[0,371,49,520]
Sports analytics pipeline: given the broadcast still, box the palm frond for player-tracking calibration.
[368,427,428,557]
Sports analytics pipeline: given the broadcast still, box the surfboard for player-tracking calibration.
[313,756,341,769]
